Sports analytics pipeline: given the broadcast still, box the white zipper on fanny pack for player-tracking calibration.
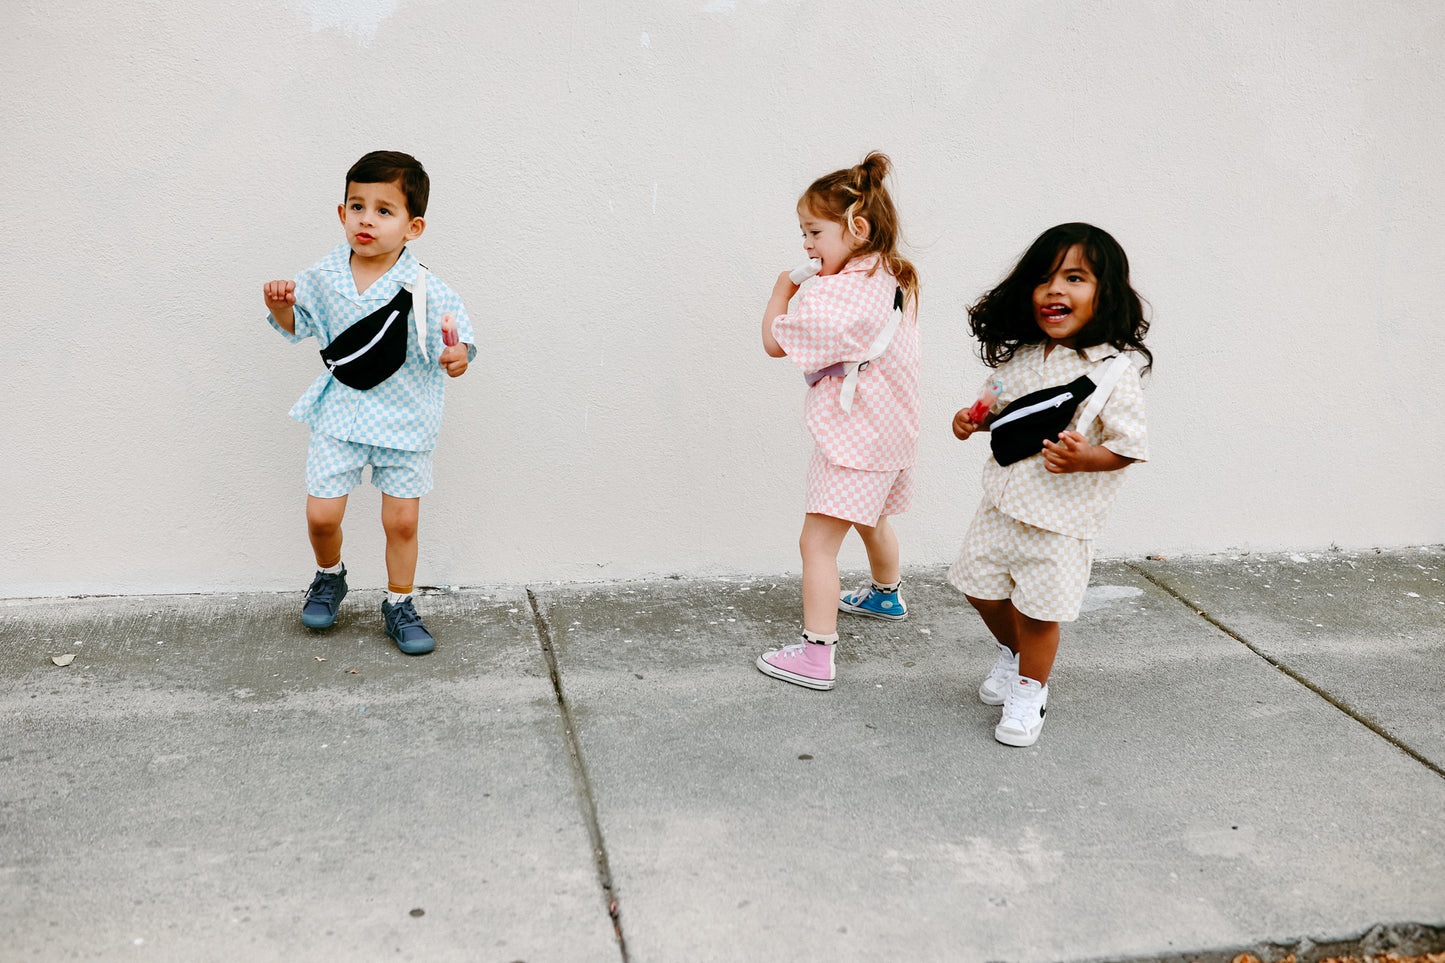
[988,390,1074,430]
[327,309,400,370]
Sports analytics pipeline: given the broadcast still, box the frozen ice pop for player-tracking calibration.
[966,379,1002,424]
[441,314,459,347]
[789,258,822,284]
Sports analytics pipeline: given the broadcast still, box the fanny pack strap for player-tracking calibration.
[835,286,904,413]
[409,263,429,362]
[1074,353,1133,434]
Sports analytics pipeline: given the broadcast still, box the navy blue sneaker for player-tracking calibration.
[382,597,435,655]
[301,567,348,629]
[838,580,907,621]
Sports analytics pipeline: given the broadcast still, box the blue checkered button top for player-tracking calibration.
[269,243,476,452]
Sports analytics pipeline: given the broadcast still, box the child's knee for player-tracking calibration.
[384,516,418,543]
[798,517,846,560]
[306,499,345,536]
[382,501,420,542]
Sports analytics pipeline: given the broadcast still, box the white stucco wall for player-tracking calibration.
[5,0,1443,596]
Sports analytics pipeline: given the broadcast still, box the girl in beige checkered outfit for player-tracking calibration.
[950,223,1152,747]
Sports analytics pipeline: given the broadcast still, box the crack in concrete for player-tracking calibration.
[526,588,630,962]
[1077,919,1445,962]
[1127,563,1445,782]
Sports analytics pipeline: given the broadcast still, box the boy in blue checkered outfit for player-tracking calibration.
[263,151,475,655]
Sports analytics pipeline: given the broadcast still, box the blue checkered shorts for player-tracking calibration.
[306,430,434,498]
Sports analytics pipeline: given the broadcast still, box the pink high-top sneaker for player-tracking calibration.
[756,639,836,690]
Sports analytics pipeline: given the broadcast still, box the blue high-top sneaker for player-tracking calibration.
[838,580,908,621]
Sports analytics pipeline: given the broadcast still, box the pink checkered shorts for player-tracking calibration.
[804,447,914,526]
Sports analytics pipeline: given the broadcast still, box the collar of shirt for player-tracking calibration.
[1016,340,1119,368]
[315,242,419,304]
[839,253,881,275]
[1078,342,1120,362]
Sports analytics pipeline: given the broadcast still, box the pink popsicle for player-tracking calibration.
[966,380,1002,423]
[441,314,459,347]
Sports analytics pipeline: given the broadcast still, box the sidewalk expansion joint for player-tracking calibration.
[1127,563,1445,782]
[526,588,631,963]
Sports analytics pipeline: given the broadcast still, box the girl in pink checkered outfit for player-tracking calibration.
[755,153,921,691]
[950,223,1152,747]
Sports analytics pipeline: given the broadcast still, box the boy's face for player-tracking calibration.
[337,179,424,264]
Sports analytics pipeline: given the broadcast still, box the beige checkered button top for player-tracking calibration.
[979,342,1148,539]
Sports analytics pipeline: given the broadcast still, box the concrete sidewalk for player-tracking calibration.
[3,549,1443,962]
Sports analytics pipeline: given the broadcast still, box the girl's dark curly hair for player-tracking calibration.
[969,223,1151,372]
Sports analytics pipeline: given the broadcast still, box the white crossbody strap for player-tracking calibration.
[1074,352,1134,434]
[836,292,904,414]
[409,263,429,362]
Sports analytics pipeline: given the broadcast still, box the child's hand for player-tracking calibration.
[952,407,983,440]
[1042,431,1090,472]
[263,280,296,313]
[1044,430,1115,473]
[439,342,468,378]
[762,271,800,358]
[1043,431,1137,473]
[264,280,297,332]
[773,270,800,301]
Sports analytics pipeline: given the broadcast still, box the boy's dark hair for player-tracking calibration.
[969,222,1152,373]
[345,151,429,218]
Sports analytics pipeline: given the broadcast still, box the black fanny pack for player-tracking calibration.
[989,374,1096,466]
[319,286,411,390]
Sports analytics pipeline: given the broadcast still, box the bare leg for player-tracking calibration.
[966,595,1020,653]
[381,494,420,592]
[1014,612,1060,684]
[799,513,853,635]
[306,495,348,568]
[967,595,1061,683]
[853,515,900,585]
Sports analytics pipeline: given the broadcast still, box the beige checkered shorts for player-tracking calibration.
[947,503,1094,622]
[805,447,914,526]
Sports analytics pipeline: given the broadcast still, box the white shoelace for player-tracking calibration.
[847,579,876,603]
[1000,687,1045,729]
[1000,700,1033,729]
[775,641,808,658]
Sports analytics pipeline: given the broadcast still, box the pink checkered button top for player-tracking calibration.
[771,255,921,471]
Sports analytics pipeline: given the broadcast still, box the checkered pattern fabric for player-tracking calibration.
[305,429,434,498]
[804,446,914,525]
[771,255,921,471]
[976,343,1148,539]
[270,243,476,452]
[947,503,1093,622]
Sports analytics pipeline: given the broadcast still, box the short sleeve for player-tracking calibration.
[771,273,893,372]
[1096,362,1148,462]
